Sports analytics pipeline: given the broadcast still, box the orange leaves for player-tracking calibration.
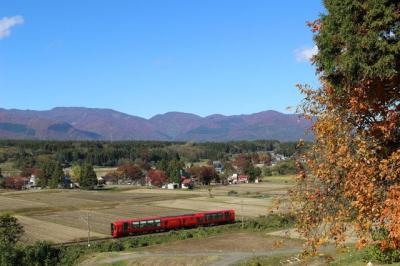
[294,79,400,253]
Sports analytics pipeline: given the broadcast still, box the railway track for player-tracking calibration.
[54,222,240,248]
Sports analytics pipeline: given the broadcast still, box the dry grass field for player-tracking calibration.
[0,175,294,244]
[81,232,304,266]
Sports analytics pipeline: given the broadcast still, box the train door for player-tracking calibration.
[123,222,129,234]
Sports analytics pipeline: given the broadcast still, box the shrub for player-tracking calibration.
[227,190,238,196]
[363,245,400,264]
[22,241,60,266]
[362,228,400,263]
[242,214,295,231]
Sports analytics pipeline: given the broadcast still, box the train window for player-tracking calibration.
[132,221,140,229]
[197,217,204,223]
[225,212,230,219]
[139,221,146,228]
[147,220,154,227]
[155,220,161,227]
[111,223,114,234]
[206,213,217,220]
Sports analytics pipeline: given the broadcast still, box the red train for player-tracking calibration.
[111,209,235,238]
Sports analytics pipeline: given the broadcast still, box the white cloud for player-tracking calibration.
[294,45,318,62]
[0,15,24,39]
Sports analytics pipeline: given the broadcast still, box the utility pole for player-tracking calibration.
[80,213,91,247]
[241,198,244,229]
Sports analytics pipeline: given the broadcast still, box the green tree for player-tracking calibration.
[0,168,4,188]
[80,164,97,190]
[155,159,169,172]
[167,160,184,183]
[37,159,59,188]
[22,241,60,266]
[70,164,82,183]
[244,165,262,182]
[262,166,272,177]
[0,214,24,265]
[48,163,64,189]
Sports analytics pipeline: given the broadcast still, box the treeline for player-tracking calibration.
[0,140,304,170]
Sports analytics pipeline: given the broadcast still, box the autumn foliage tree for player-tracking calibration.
[291,0,400,255]
[188,166,218,185]
[116,163,143,183]
[146,169,167,187]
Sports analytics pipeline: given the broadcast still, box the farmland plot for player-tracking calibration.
[102,204,196,219]
[153,197,273,217]
[0,195,48,211]
[6,191,102,209]
[0,176,294,243]
[29,210,121,235]
[16,215,107,244]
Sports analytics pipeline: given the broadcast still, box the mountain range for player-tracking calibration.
[0,107,312,141]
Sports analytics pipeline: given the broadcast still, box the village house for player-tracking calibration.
[102,174,118,185]
[227,174,249,184]
[181,178,194,189]
[213,161,224,174]
[27,174,38,189]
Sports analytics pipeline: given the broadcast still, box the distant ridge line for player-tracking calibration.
[0,107,312,141]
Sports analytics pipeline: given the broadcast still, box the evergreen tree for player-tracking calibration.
[0,168,4,189]
[80,164,97,190]
[0,214,24,265]
[49,163,64,189]
[37,161,55,188]
[167,160,184,183]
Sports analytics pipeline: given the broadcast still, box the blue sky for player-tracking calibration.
[0,0,323,118]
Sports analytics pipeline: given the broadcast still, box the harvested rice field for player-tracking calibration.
[0,176,294,243]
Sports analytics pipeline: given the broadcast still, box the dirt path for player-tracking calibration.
[89,249,303,266]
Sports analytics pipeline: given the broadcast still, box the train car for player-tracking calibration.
[111,209,235,238]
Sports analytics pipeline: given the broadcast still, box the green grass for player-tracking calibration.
[0,161,20,176]
[236,255,292,266]
[107,261,128,266]
[262,175,295,184]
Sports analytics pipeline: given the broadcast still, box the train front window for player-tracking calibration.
[111,223,114,234]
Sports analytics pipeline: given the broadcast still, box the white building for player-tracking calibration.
[162,183,179,189]
[27,174,38,189]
